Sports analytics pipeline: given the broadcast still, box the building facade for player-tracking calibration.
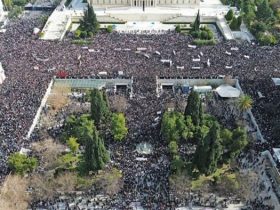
[89,0,199,8]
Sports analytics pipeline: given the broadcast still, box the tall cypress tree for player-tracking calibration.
[90,89,110,127]
[256,0,274,22]
[80,4,100,34]
[81,123,109,174]
[93,127,109,170]
[184,91,201,126]
[194,121,223,175]
[204,122,222,175]
[193,10,200,32]
[198,100,203,126]
[194,128,208,173]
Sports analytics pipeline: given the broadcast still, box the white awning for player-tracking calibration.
[215,84,240,98]
[272,78,280,86]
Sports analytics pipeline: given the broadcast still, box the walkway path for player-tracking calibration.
[41,9,71,40]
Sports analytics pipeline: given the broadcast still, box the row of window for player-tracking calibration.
[91,0,197,5]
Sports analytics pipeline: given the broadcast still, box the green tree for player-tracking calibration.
[228,127,248,159]
[111,113,128,141]
[90,89,110,127]
[230,16,239,30]
[256,0,274,21]
[242,0,256,25]
[237,16,242,27]
[80,30,87,38]
[258,32,277,45]
[168,141,178,155]
[161,112,186,142]
[207,30,214,40]
[251,21,268,35]
[184,91,201,126]
[81,124,109,174]
[170,155,185,174]
[204,122,223,175]
[107,25,113,33]
[63,114,93,145]
[193,10,200,32]
[175,25,181,33]
[194,122,223,175]
[200,30,208,40]
[220,128,233,147]
[12,0,27,6]
[182,116,195,140]
[67,137,79,153]
[193,128,209,174]
[8,153,38,175]
[225,9,234,21]
[79,4,99,35]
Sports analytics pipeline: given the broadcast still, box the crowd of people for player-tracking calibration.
[1,12,280,209]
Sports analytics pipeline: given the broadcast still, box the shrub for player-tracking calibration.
[13,0,27,6]
[67,137,79,153]
[170,155,185,173]
[8,153,38,175]
[175,25,181,33]
[107,25,113,33]
[257,32,277,45]
[229,17,239,31]
[250,21,268,35]
[80,30,87,38]
[88,31,94,38]
[207,30,214,40]
[111,113,128,141]
[8,6,22,19]
[200,30,208,40]
[225,9,234,21]
[74,29,81,39]
[237,16,242,27]
[169,141,178,155]
[191,30,200,38]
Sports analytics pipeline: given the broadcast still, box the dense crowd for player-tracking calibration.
[1,12,280,209]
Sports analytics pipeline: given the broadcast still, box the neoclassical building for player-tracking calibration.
[89,0,199,8]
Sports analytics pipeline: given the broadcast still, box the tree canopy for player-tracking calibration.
[225,9,234,21]
[79,4,99,35]
[184,91,203,126]
[193,10,200,32]
[80,122,109,174]
[256,0,274,22]
[111,113,128,141]
[90,89,110,127]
